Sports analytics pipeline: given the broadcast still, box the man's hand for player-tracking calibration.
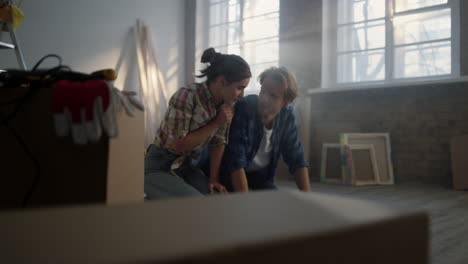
[294,167,311,192]
[212,104,233,127]
[209,182,229,194]
[231,168,249,192]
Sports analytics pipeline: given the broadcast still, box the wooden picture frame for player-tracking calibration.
[344,144,380,186]
[340,133,394,185]
[320,143,348,184]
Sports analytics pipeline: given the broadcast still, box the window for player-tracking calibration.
[322,0,460,87]
[197,0,280,94]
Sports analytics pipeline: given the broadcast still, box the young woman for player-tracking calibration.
[145,48,251,199]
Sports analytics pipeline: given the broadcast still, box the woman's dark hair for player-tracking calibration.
[196,47,251,84]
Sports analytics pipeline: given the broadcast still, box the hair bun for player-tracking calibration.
[200,47,219,63]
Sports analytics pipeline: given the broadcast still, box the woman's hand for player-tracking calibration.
[209,182,229,194]
[212,104,233,127]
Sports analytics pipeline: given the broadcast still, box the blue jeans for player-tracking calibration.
[245,170,278,190]
[220,169,278,192]
[144,145,209,199]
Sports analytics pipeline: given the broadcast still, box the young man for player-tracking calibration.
[221,67,311,192]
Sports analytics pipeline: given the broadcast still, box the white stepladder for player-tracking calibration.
[0,0,26,70]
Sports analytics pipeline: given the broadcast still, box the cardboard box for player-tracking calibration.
[0,190,429,263]
[450,135,468,190]
[0,85,144,208]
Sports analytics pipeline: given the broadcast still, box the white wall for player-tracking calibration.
[0,0,185,94]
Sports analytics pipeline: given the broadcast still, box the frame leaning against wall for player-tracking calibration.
[320,143,347,184]
[344,144,380,186]
[340,133,394,185]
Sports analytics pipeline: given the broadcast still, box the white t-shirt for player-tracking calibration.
[246,126,273,172]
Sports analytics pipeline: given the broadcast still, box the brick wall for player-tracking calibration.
[461,0,468,76]
[308,81,468,186]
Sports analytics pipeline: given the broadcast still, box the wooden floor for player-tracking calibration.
[278,182,468,264]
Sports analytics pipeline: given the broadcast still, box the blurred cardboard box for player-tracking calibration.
[0,190,428,264]
[0,85,144,208]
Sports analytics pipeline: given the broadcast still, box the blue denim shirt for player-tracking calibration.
[221,95,309,186]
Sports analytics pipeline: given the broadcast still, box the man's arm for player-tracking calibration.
[208,144,228,194]
[223,99,251,193]
[231,168,249,192]
[279,108,310,191]
[293,167,311,192]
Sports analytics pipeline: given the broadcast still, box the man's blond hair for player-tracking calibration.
[258,66,298,103]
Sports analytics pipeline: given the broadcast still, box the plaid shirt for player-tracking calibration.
[154,82,229,170]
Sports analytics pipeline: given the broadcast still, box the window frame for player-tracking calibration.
[321,0,461,90]
[196,0,280,94]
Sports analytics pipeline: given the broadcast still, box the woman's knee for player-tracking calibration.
[144,171,202,199]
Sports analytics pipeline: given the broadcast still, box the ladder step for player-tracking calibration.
[0,41,15,49]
